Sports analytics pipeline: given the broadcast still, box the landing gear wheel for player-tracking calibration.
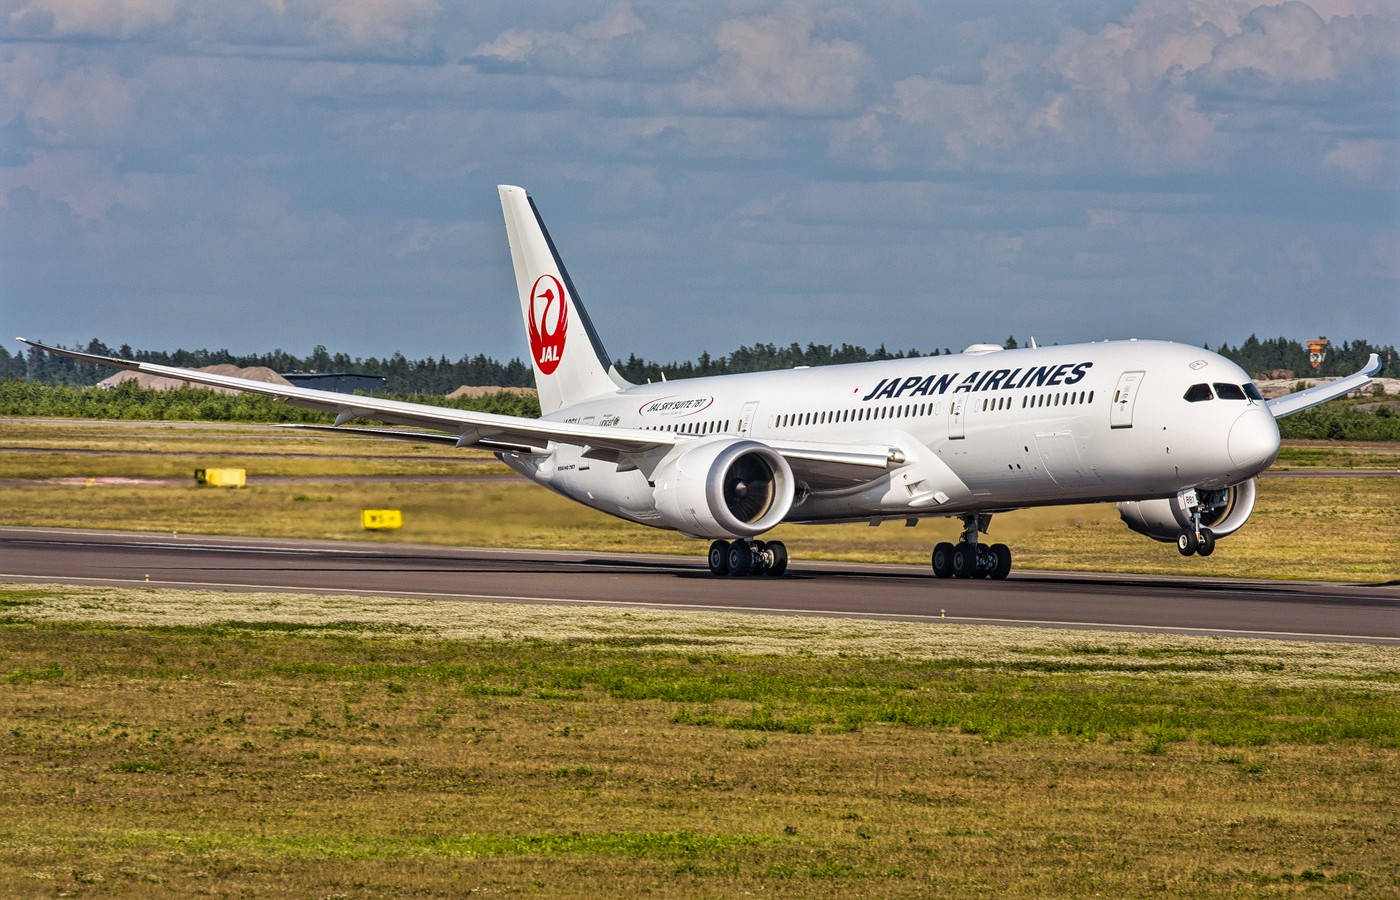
[726,541,752,576]
[707,540,730,576]
[931,542,955,579]
[1196,527,1216,557]
[972,542,991,579]
[951,542,977,579]
[990,543,1012,580]
[1177,531,1198,556]
[764,541,788,577]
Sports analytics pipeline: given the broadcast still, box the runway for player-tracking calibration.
[1,527,1395,643]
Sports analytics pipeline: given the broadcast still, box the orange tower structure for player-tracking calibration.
[1306,337,1329,370]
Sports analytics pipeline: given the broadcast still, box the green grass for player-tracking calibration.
[0,585,1396,895]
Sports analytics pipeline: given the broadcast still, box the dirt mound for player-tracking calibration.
[446,385,537,399]
[99,365,293,396]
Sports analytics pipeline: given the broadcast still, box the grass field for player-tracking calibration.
[1,418,1395,582]
[1,582,1396,896]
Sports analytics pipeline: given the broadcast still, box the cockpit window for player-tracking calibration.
[1184,383,1213,402]
[1214,383,1246,400]
[1243,382,1263,401]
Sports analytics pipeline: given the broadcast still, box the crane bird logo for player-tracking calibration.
[528,274,568,375]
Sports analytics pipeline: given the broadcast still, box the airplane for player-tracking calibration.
[19,185,1381,580]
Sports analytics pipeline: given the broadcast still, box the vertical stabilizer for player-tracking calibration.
[499,185,629,413]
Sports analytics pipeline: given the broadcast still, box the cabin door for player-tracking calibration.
[738,401,759,436]
[1110,370,1145,429]
[947,397,966,439]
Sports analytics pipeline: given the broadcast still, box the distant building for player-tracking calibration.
[279,373,388,395]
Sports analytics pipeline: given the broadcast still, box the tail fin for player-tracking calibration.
[499,185,629,414]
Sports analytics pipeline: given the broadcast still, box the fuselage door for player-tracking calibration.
[948,397,966,439]
[738,401,759,436]
[1110,370,1145,429]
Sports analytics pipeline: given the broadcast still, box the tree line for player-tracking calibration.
[1,334,1394,393]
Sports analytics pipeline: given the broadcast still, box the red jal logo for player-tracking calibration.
[528,274,567,375]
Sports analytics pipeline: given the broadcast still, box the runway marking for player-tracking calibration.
[10,539,383,556]
[1,572,1395,644]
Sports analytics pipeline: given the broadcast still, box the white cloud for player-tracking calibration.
[676,8,869,115]
[843,0,1398,176]
[1323,138,1398,185]
[6,0,183,39]
[309,0,440,50]
[473,4,674,75]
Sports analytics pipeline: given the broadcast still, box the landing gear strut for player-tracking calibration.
[931,514,1011,580]
[708,539,788,577]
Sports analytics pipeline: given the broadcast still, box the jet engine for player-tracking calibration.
[652,438,795,539]
[1117,479,1257,543]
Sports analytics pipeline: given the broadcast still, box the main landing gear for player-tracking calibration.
[930,514,1012,580]
[708,539,788,577]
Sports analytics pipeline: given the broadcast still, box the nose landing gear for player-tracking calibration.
[1176,527,1216,557]
[708,539,788,577]
[931,515,1012,580]
[1175,489,1217,557]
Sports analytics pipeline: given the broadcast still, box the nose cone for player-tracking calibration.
[1228,407,1281,472]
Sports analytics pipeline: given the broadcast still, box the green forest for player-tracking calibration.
[2,334,1393,393]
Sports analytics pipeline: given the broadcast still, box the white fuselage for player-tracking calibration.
[498,339,1280,531]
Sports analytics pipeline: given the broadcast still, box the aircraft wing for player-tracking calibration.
[17,339,903,487]
[17,339,675,454]
[1266,353,1382,419]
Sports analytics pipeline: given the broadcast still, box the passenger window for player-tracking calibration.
[1243,383,1263,401]
[1214,383,1246,400]
[1183,383,1213,402]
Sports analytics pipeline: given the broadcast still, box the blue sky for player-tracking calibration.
[2,0,1396,364]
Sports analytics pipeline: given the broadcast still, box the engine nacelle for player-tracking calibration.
[652,439,795,539]
[1117,479,1257,543]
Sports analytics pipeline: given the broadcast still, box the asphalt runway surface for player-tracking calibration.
[1,527,1395,644]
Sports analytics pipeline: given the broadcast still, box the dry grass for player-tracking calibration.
[1,418,1396,582]
[7,582,1399,691]
[0,583,1396,896]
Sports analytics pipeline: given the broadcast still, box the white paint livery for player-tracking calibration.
[19,185,1382,579]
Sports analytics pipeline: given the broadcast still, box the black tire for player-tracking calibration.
[708,540,730,576]
[990,543,1012,580]
[1177,531,1198,556]
[931,542,955,578]
[951,542,977,578]
[765,540,788,576]
[727,541,752,576]
[1197,527,1216,557]
[972,542,991,578]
